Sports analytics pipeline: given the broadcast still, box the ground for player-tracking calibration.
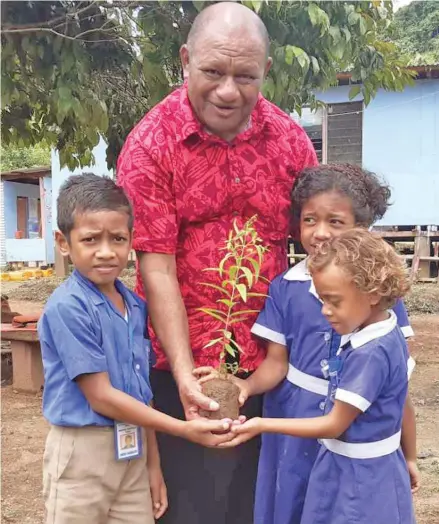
[1,288,439,523]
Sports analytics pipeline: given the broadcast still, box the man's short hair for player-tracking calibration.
[57,173,133,239]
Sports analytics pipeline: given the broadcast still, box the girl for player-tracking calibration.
[195,164,419,524]
[223,229,416,524]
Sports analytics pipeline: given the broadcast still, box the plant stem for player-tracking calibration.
[218,227,248,379]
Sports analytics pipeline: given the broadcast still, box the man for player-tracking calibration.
[117,3,318,523]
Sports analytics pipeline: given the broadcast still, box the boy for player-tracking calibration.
[39,173,235,524]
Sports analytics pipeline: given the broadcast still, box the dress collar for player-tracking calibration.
[340,311,397,349]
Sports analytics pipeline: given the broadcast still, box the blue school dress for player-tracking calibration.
[301,311,415,524]
[251,259,413,524]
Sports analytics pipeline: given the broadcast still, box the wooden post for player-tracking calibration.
[11,340,44,392]
[418,229,431,280]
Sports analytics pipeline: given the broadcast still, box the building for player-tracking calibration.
[294,66,439,227]
[0,167,53,267]
[1,137,112,269]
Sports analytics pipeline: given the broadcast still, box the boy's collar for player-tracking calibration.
[340,311,397,349]
[72,270,139,309]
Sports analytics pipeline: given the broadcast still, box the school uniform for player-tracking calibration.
[301,311,415,524]
[251,259,413,524]
[38,270,154,524]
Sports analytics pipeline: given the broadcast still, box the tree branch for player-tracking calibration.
[1,1,99,31]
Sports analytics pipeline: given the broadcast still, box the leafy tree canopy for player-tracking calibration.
[1,0,416,169]
[391,0,439,66]
[0,143,51,172]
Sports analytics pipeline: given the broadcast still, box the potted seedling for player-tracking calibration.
[197,215,268,420]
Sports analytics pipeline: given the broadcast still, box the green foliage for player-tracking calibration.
[1,1,416,169]
[391,1,439,66]
[0,143,51,172]
[198,216,268,377]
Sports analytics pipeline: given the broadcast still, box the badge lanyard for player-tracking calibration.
[321,330,343,403]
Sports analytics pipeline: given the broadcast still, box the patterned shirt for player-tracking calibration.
[117,84,318,371]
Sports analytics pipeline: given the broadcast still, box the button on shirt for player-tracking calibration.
[38,270,153,427]
[117,84,318,371]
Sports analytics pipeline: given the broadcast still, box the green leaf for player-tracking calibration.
[192,1,205,12]
[311,56,320,75]
[217,299,236,308]
[203,337,223,349]
[229,338,243,353]
[341,28,351,43]
[263,76,275,99]
[219,252,233,276]
[329,26,341,44]
[230,309,260,317]
[200,283,230,296]
[247,257,261,281]
[251,0,262,13]
[236,284,247,302]
[240,266,253,288]
[247,292,268,298]
[308,3,329,32]
[229,265,238,281]
[225,343,236,357]
[359,17,367,35]
[349,85,362,100]
[198,308,227,323]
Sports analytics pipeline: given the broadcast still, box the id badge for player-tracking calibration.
[114,422,142,461]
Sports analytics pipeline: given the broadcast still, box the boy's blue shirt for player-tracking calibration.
[38,270,153,427]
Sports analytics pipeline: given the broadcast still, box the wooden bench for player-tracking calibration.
[1,324,43,393]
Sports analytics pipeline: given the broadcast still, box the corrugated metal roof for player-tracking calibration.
[0,166,51,179]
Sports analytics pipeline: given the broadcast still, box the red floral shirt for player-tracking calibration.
[117,85,317,371]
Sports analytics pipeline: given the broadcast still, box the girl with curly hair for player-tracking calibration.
[225,229,416,524]
[196,163,418,524]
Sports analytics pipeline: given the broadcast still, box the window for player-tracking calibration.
[291,107,327,163]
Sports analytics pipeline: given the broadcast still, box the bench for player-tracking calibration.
[1,324,43,393]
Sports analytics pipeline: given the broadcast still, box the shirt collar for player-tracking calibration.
[72,270,139,310]
[175,83,269,144]
[340,310,397,349]
[283,258,321,300]
[283,258,311,281]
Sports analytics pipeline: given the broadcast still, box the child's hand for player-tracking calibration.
[218,417,263,448]
[147,463,168,519]
[193,367,251,406]
[183,418,236,447]
[407,460,421,493]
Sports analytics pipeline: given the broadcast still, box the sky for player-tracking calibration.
[393,0,415,10]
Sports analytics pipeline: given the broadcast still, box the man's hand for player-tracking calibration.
[407,460,421,494]
[178,374,219,420]
[182,418,237,447]
[148,463,168,519]
[193,366,250,406]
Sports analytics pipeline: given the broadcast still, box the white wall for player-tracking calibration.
[5,238,46,263]
[3,181,40,238]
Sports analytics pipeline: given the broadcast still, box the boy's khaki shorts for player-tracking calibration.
[43,425,154,524]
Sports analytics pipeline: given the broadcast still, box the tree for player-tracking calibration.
[0,143,51,172]
[1,0,416,169]
[391,1,439,66]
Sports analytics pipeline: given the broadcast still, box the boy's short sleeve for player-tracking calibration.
[335,346,389,412]
[251,277,286,346]
[117,136,178,254]
[393,299,414,339]
[39,296,108,381]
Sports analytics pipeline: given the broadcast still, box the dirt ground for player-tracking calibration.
[1,294,439,523]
